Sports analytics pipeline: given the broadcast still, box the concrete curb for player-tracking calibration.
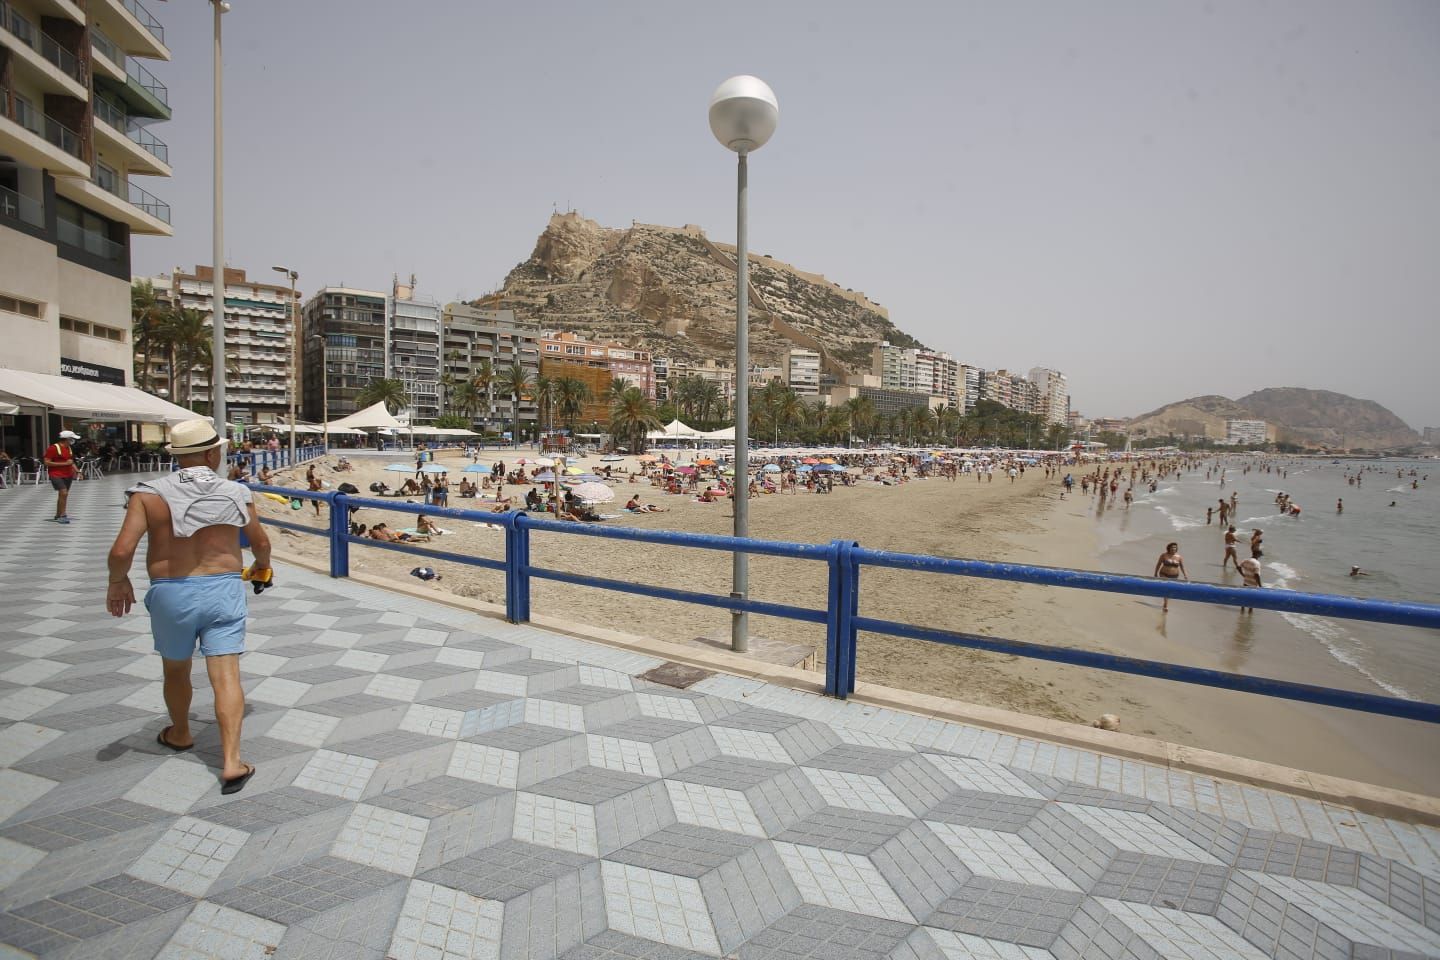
[270,549,1440,825]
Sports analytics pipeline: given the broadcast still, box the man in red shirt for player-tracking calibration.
[44,429,80,524]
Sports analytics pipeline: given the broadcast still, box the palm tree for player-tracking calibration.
[452,379,483,424]
[555,377,593,436]
[496,363,533,447]
[695,379,724,425]
[131,279,171,392]
[356,377,410,414]
[609,386,663,455]
[843,396,875,445]
[606,376,630,406]
[533,375,557,439]
[471,359,495,431]
[158,308,210,406]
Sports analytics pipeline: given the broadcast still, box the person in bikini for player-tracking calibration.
[1222,526,1240,570]
[1153,542,1189,613]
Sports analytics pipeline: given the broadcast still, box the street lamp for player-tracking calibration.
[709,75,778,654]
[272,266,298,463]
[310,334,328,455]
[210,0,230,436]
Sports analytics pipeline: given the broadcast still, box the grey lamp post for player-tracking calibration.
[272,266,298,463]
[709,75,779,653]
[310,334,328,454]
[210,1,229,435]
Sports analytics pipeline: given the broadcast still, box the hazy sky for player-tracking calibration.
[133,0,1440,429]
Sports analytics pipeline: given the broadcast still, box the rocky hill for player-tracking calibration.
[1238,388,1419,451]
[1127,388,1419,451]
[484,213,925,377]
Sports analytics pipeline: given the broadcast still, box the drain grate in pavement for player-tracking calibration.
[636,662,714,689]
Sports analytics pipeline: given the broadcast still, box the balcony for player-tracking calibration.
[0,182,44,228]
[0,89,89,176]
[89,24,124,81]
[53,167,170,235]
[95,55,169,120]
[92,96,170,174]
[0,0,87,98]
[95,0,166,61]
[56,217,125,263]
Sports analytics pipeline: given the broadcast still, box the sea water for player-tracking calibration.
[1090,457,1439,701]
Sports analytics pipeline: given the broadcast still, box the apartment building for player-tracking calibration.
[871,342,961,408]
[1,0,172,448]
[1028,367,1069,426]
[388,277,441,424]
[663,357,736,408]
[440,302,539,434]
[141,266,300,427]
[1225,419,1268,446]
[959,364,981,413]
[540,331,654,398]
[785,347,820,396]
[301,286,386,422]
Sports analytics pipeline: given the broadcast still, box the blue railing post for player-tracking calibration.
[825,539,859,698]
[505,513,531,622]
[329,493,349,578]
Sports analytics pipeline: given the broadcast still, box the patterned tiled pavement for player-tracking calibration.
[1,476,1438,959]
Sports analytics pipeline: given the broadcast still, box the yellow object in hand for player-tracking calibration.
[241,565,273,595]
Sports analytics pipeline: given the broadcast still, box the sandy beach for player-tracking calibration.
[256,448,1438,796]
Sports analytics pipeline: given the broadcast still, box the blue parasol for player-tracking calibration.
[462,464,490,473]
[383,464,414,473]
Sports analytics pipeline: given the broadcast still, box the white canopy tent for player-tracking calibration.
[698,426,736,441]
[326,401,408,431]
[646,419,705,441]
[0,368,199,423]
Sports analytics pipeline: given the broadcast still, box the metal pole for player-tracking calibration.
[287,272,297,464]
[210,1,226,434]
[731,151,749,652]
[320,341,329,455]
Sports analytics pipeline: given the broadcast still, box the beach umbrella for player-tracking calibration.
[515,458,527,465]
[571,482,615,503]
[813,463,845,473]
[796,464,813,472]
[383,464,414,473]
[533,471,556,483]
[696,458,716,466]
[819,458,836,464]
[801,457,819,465]
[420,463,449,474]
[762,463,781,473]
[637,454,658,462]
[600,455,625,462]
[461,464,490,473]
[535,457,556,467]
[675,466,697,475]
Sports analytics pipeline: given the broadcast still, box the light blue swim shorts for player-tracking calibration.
[144,573,247,660]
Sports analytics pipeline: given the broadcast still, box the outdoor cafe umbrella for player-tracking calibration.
[571,482,615,503]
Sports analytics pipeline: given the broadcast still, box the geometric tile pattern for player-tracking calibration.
[1,476,1437,960]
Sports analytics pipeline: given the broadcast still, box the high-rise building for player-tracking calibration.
[387,278,441,424]
[441,302,539,433]
[141,266,300,427]
[1028,367,1069,426]
[959,364,981,413]
[2,0,173,439]
[301,286,386,422]
[1424,426,1439,444]
[785,347,820,396]
[1225,419,1268,446]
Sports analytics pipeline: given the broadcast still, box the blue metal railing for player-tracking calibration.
[233,445,325,476]
[248,485,1440,724]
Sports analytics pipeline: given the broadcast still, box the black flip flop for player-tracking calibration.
[220,764,256,795]
[156,727,193,752]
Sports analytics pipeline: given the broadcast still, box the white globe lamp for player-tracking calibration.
[709,75,779,154]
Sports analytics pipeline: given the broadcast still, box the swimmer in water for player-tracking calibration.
[1349,565,1370,577]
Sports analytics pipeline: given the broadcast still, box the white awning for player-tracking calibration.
[646,418,705,440]
[0,368,199,423]
[326,400,408,431]
[0,401,17,415]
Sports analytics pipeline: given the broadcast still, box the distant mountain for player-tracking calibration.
[484,213,926,378]
[1238,388,1419,451]
[1126,388,1419,452]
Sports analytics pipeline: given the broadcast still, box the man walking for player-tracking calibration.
[106,420,269,795]
[44,429,80,523]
